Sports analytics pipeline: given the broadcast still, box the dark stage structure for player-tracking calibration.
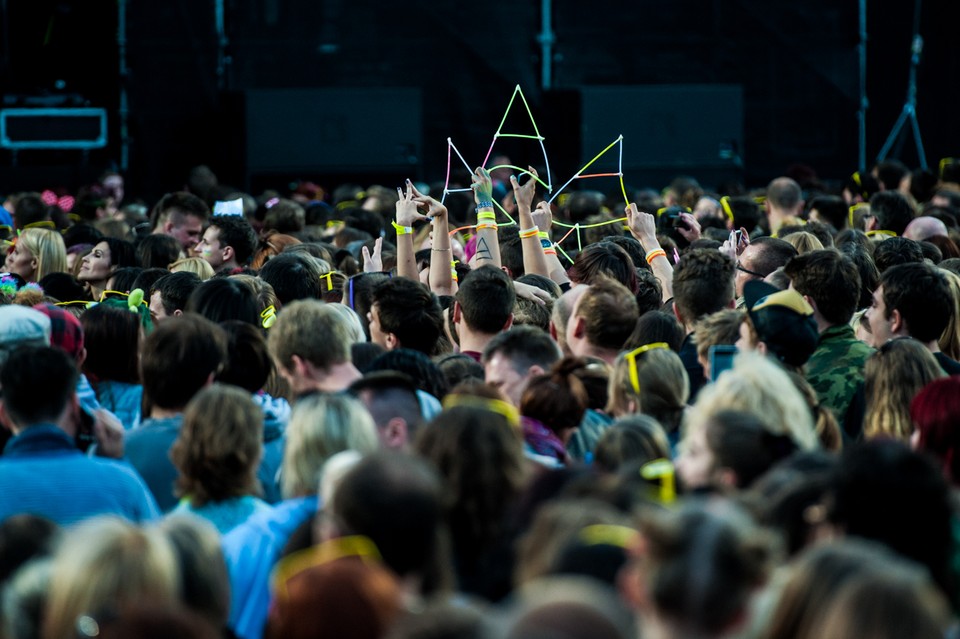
[0,0,957,200]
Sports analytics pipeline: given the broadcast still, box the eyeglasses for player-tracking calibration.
[623,342,669,395]
[736,262,765,278]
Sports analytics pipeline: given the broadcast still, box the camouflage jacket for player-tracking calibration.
[805,324,874,429]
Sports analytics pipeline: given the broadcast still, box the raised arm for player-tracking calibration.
[394,181,429,281]
[470,167,502,268]
[626,203,674,302]
[408,181,457,297]
[511,166,550,278]
[531,201,571,288]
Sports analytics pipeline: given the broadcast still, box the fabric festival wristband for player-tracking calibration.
[519,227,539,239]
[392,221,413,235]
[477,200,494,210]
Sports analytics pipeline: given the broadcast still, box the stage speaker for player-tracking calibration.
[244,88,422,176]
[580,85,743,188]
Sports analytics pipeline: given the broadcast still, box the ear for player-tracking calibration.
[501,313,514,332]
[222,245,235,263]
[571,315,586,339]
[452,301,462,325]
[500,265,513,278]
[163,220,175,234]
[76,347,87,369]
[890,308,904,334]
[672,303,685,326]
[549,320,559,341]
[173,309,184,317]
[756,341,769,357]
[291,354,310,379]
[866,216,879,231]
[382,418,409,450]
[385,332,400,350]
[802,294,818,314]
[626,398,639,414]
[527,364,545,378]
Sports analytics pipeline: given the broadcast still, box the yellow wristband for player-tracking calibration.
[476,223,498,231]
[392,221,413,235]
[519,226,539,239]
[538,230,550,239]
[645,249,667,264]
[477,211,497,221]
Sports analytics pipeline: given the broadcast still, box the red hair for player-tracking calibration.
[910,376,960,484]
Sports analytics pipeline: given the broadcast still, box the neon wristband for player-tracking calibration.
[538,230,549,239]
[392,221,413,235]
[477,211,497,221]
[476,223,498,231]
[519,226,539,239]
[645,249,667,264]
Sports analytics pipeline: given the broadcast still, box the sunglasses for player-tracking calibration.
[623,342,670,395]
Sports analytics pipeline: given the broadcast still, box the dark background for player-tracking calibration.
[1,0,957,201]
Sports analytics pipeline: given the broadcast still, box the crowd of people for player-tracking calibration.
[0,156,958,638]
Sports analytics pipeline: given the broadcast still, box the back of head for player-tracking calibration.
[672,249,735,324]
[43,517,180,639]
[689,351,819,451]
[594,416,670,473]
[910,376,960,484]
[157,515,230,628]
[137,233,183,270]
[635,501,774,637]
[140,314,227,412]
[808,195,848,230]
[872,236,924,273]
[869,191,915,236]
[784,249,860,325]
[266,557,401,639]
[806,556,950,639]
[186,277,260,326]
[744,282,819,368]
[863,337,944,440]
[609,346,688,433]
[828,439,954,600]
[32,303,84,361]
[367,348,447,400]
[874,160,909,192]
[281,394,378,498]
[747,237,799,278]
[268,299,354,373]
[520,357,590,436]
[172,384,263,507]
[349,371,422,433]
[456,265,516,334]
[0,345,77,427]
[568,242,637,292]
[372,278,442,355]
[767,177,802,211]
[576,278,639,351]
[503,577,635,639]
[258,253,322,305]
[217,320,272,393]
[151,271,202,317]
[332,452,445,581]
[80,302,142,384]
[880,262,952,341]
[625,310,684,352]
[482,325,562,373]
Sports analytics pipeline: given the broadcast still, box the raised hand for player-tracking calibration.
[510,166,539,211]
[396,182,429,227]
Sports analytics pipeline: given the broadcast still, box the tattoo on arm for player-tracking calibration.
[476,237,492,260]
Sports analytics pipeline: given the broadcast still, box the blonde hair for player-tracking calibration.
[42,517,179,639]
[267,299,356,373]
[323,303,366,344]
[607,347,689,434]
[17,228,67,281]
[937,269,960,360]
[685,351,819,451]
[169,256,215,280]
[281,394,379,498]
[863,338,944,440]
[782,231,824,254]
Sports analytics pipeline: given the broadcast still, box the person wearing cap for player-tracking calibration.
[737,280,820,372]
[865,262,960,375]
